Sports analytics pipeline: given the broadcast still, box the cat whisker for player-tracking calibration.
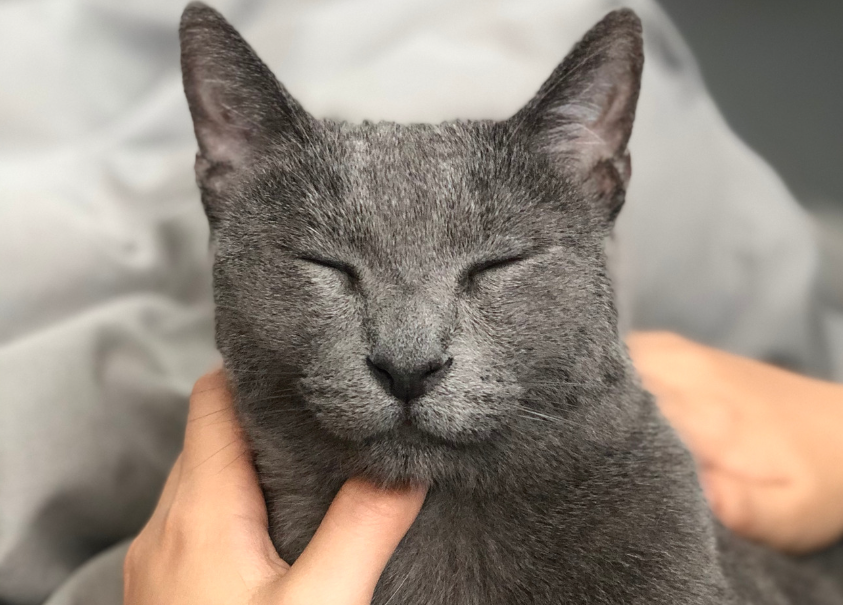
[383,567,414,605]
[241,394,301,407]
[217,448,250,474]
[229,369,305,375]
[190,385,233,396]
[518,381,598,388]
[232,382,301,393]
[187,406,233,422]
[511,405,589,429]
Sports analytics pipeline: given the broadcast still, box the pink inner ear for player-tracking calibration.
[541,61,637,211]
[555,70,635,170]
[596,77,634,146]
[194,79,254,168]
[592,152,631,196]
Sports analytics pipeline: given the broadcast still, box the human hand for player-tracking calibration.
[124,369,426,605]
[628,331,843,553]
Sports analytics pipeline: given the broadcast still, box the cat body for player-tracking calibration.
[179,3,843,603]
[253,388,729,604]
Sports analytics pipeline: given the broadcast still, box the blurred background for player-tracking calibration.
[661,0,843,215]
[660,0,843,312]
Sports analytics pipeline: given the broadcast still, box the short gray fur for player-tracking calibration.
[179,3,843,603]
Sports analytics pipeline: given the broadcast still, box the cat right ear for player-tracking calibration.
[510,9,643,223]
[180,2,314,205]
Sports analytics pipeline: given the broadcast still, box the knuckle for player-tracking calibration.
[159,502,200,554]
[158,494,220,552]
[719,502,752,535]
[123,535,150,596]
[785,473,817,517]
[709,482,755,536]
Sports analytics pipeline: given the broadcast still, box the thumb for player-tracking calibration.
[280,478,426,604]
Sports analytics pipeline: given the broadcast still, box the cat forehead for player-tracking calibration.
[252,120,541,215]
[237,119,588,254]
[323,120,561,214]
[336,120,499,188]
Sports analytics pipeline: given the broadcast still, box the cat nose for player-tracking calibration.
[366,354,453,403]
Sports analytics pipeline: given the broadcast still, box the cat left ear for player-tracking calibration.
[511,9,644,222]
[179,2,315,200]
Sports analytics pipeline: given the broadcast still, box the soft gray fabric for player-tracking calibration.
[0,0,837,603]
[41,543,129,605]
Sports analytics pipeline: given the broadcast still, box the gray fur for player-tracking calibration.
[179,3,843,603]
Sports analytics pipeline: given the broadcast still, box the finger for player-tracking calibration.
[178,371,269,534]
[282,478,427,604]
[665,402,737,463]
[627,331,692,377]
[182,369,252,480]
[642,375,739,465]
[700,469,804,551]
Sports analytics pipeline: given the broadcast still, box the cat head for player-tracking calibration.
[180,2,644,487]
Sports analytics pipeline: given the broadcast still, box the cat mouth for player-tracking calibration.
[356,414,457,448]
[349,408,476,453]
[394,419,453,445]
[349,416,500,486]
[376,407,498,449]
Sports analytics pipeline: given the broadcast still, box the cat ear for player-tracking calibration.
[511,9,643,221]
[179,2,314,199]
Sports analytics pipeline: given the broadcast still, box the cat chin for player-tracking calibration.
[340,426,504,489]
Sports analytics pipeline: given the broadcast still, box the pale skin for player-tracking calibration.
[125,332,843,604]
[628,331,843,554]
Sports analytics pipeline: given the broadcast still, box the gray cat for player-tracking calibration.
[179,3,843,603]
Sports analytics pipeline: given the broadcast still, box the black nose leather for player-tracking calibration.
[367,355,453,402]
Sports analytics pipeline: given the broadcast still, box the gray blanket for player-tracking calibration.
[1,0,840,603]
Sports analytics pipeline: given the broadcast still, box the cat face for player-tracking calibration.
[180,2,643,485]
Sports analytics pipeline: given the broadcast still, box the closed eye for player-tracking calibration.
[462,255,525,285]
[298,256,359,282]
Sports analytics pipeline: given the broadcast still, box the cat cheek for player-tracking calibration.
[299,374,399,440]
